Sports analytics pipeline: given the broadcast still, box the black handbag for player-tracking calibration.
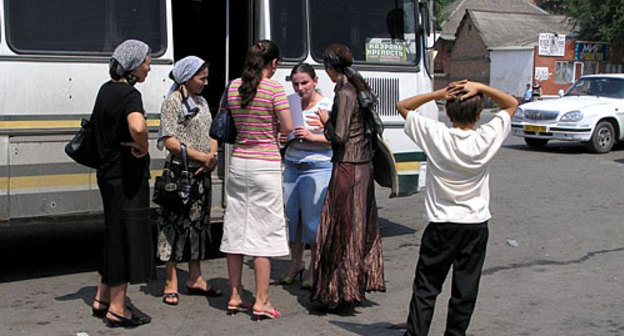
[152,143,193,211]
[65,118,100,169]
[209,82,237,144]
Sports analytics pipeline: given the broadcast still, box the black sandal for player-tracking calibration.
[105,311,149,328]
[186,285,223,297]
[92,299,109,318]
[162,292,179,306]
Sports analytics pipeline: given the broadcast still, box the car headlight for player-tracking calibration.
[513,107,524,120]
[560,110,583,122]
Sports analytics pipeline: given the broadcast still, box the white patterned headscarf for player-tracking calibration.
[110,39,150,78]
[157,56,207,150]
[169,56,206,94]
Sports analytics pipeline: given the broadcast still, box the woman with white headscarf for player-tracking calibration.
[90,39,154,328]
[157,56,221,306]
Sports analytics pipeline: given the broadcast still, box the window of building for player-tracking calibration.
[5,0,166,55]
[309,0,420,66]
[555,61,574,84]
[270,0,306,61]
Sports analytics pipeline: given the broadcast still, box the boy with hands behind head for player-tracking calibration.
[396,80,518,336]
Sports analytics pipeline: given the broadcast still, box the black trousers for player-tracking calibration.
[405,222,489,336]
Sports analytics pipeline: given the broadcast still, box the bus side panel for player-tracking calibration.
[0,136,9,220]
[8,138,98,218]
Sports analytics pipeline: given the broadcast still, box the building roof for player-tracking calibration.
[440,0,547,40]
[459,10,577,49]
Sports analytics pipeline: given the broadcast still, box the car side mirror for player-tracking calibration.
[558,89,565,97]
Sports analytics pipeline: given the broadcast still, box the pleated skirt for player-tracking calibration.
[312,162,385,307]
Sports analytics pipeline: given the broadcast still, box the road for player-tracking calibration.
[1,111,623,336]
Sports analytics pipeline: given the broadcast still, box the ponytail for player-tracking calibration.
[239,40,280,108]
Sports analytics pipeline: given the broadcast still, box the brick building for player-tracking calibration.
[444,10,576,97]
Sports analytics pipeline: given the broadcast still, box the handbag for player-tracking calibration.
[152,143,193,211]
[209,82,237,144]
[65,118,100,169]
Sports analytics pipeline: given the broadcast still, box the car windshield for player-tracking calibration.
[565,78,624,99]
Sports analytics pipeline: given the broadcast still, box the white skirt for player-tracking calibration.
[220,156,289,257]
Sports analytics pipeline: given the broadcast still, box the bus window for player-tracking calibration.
[270,0,306,61]
[5,0,166,55]
[310,0,419,66]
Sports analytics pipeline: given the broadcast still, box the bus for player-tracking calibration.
[0,0,437,222]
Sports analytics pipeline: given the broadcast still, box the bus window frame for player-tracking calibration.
[268,0,308,62]
[308,0,422,68]
[3,0,167,57]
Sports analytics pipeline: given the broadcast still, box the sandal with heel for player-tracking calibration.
[162,292,179,306]
[226,302,252,316]
[105,311,150,328]
[253,308,281,321]
[186,285,223,297]
[278,268,304,285]
[92,299,109,318]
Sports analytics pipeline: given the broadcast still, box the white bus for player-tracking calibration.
[0,0,436,222]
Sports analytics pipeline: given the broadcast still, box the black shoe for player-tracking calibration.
[91,299,109,318]
[105,311,150,328]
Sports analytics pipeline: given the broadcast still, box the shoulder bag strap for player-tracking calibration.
[180,143,189,174]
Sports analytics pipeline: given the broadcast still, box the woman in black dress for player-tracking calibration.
[313,43,385,310]
[90,39,156,328]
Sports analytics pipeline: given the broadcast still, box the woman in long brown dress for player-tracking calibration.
[313,43,385,310]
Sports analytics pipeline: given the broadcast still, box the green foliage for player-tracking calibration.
[535,0,568,14]
[433,0,455,30]
[537,0,624,47]
[565,0,624,46]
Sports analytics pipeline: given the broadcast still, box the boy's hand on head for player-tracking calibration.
[449,81,481,101]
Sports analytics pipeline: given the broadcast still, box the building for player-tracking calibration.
[434,0,547,89]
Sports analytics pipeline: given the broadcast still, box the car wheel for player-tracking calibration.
[587,121,615,153]
[524,137,549,149]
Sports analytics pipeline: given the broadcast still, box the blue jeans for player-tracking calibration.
[283,160,332,245]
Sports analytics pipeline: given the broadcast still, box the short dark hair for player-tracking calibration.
[445,92,485,125]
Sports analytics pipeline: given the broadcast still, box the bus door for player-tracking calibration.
[170,0,253,214]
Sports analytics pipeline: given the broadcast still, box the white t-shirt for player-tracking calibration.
[284,97,333,162]
[404,110,511,223]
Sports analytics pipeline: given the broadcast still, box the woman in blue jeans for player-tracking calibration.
[280,63,332,289]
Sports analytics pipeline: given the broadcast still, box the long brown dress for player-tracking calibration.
[312,77,385,307]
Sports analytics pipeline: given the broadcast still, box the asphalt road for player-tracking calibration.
[1,111,623,336]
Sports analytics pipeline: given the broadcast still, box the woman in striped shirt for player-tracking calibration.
[219,40,292,320]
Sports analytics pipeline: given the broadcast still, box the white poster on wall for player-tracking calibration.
[538,33,566,57]
[535,67,550,81]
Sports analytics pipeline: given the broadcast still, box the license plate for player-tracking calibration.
[524,125,547,133]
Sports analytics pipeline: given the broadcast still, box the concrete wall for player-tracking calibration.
[490,49,534,98]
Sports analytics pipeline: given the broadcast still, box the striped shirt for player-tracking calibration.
[228,78,289,161]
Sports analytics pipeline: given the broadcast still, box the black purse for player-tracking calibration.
[152,143,193,212]
[65,118,100,169]
[209,82,237,144]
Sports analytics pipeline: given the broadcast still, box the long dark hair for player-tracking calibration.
[239,40,280,108]
[322,43,374,106]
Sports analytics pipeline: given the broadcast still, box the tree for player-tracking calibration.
[433,0,455,30]
[564,0,624,47]
[535,0,567,14]
[537,0,624,48]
